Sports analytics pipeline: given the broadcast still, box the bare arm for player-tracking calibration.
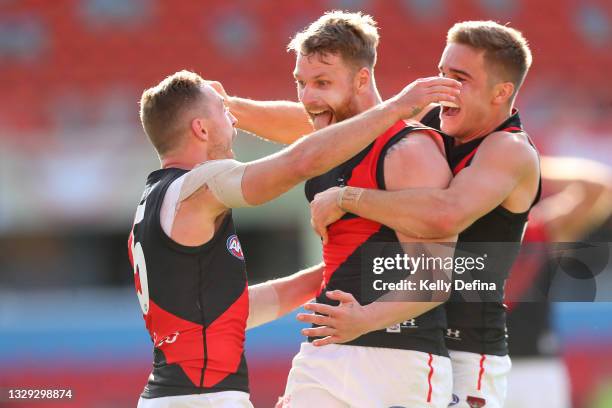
[241,77,462,206]
[247,263,324,329]
[530,156,612,241]
[228,97,313,144]
[208,80,312,144]
[338,132,540,238]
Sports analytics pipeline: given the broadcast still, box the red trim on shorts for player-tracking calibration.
[501,126,522,133]
[477,354,486,390]
[427,353,434,402]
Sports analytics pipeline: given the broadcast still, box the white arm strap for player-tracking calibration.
[160,159,250,236]
[246,281,280,330]
[179,159,251,208]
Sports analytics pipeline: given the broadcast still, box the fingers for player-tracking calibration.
[207,80,228,98]
[426,85,461,96]
[303,302,338,316]
[427,92,459,105]
[310,214,330,244]
[321,228,329,245]
[297,312,334,326]
[421,76,462,89]
[325,290,356,304]
[310,217,328,243]
[301,326,336,338]
[312,335,341,347]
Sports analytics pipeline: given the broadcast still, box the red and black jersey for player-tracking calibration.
[305,120,448,356]
[127,168,249,399]
[422,107,542,356]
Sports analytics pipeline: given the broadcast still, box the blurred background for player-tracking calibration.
[0,0,611,407]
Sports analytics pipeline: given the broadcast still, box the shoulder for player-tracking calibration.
[478,131,538,165]
[385,129,445,165]
[383,130,451,189]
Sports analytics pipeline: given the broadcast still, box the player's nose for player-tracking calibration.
[299,85,318,106]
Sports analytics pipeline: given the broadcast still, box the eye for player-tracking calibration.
[316,80,330,87]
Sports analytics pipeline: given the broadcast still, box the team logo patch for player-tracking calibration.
[449,394,460,406]
[226,235,244,260]
[466,396,486,408]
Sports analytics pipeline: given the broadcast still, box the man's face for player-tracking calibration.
[201,84,237,159]
[438,43,497,140]
[294,52,361,130]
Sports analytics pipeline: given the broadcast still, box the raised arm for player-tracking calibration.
[208,80,313,144]
[241,77,461,206]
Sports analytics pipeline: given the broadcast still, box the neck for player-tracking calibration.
[160,150,209,170]
[456,105,514,145]
[355,82,383,114]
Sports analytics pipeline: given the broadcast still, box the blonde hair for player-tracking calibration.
[288,10,380,70]
[448,21,532,95]
[139,70,206,155]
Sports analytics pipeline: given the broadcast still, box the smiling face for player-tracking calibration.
[438,42,500,140]
[294,52,362,130]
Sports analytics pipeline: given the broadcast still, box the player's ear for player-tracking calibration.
[191,118,208,142]
[355,67,371,93]
[492,81,514,105]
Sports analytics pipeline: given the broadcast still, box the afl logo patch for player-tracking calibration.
[226,235,244,260]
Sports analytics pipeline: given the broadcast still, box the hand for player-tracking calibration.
[390,77,461,119]
[310,187,346,244]
[207,80,229,100]
[297,290,371,346]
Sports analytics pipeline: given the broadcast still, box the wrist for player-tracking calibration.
[382,98,403,121]
[339,187,364,212]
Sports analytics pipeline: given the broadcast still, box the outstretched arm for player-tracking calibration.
[241,77,461,206]
[208,81,312,144]
[247,263,324,329]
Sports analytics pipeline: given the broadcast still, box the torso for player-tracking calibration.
[305,120,449,356]
[421,106,542,356]
[128,168,249,398]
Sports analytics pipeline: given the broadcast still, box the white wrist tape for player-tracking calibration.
[179,159,251,208]
[246,281,280,330]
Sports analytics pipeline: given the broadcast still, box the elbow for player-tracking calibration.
[290,146,321,180]
[425,195,465,238]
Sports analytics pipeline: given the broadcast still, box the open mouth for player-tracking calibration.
[309,110,334,129]
[441,105,461,117]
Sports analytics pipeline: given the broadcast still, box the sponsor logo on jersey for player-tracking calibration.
[466,396,486,408]
[155,331,180,348]
[226,235,244,260]
[449,394,460,406]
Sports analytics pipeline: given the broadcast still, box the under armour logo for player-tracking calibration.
[403,319,417,327]
[386,323,401,333]
[446,328,461,339]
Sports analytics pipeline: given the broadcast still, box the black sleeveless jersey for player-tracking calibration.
[127,168,249,398]
[421,107,542,356]
[305,120,448,356]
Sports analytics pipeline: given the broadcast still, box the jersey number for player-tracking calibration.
[129,186,154,315]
